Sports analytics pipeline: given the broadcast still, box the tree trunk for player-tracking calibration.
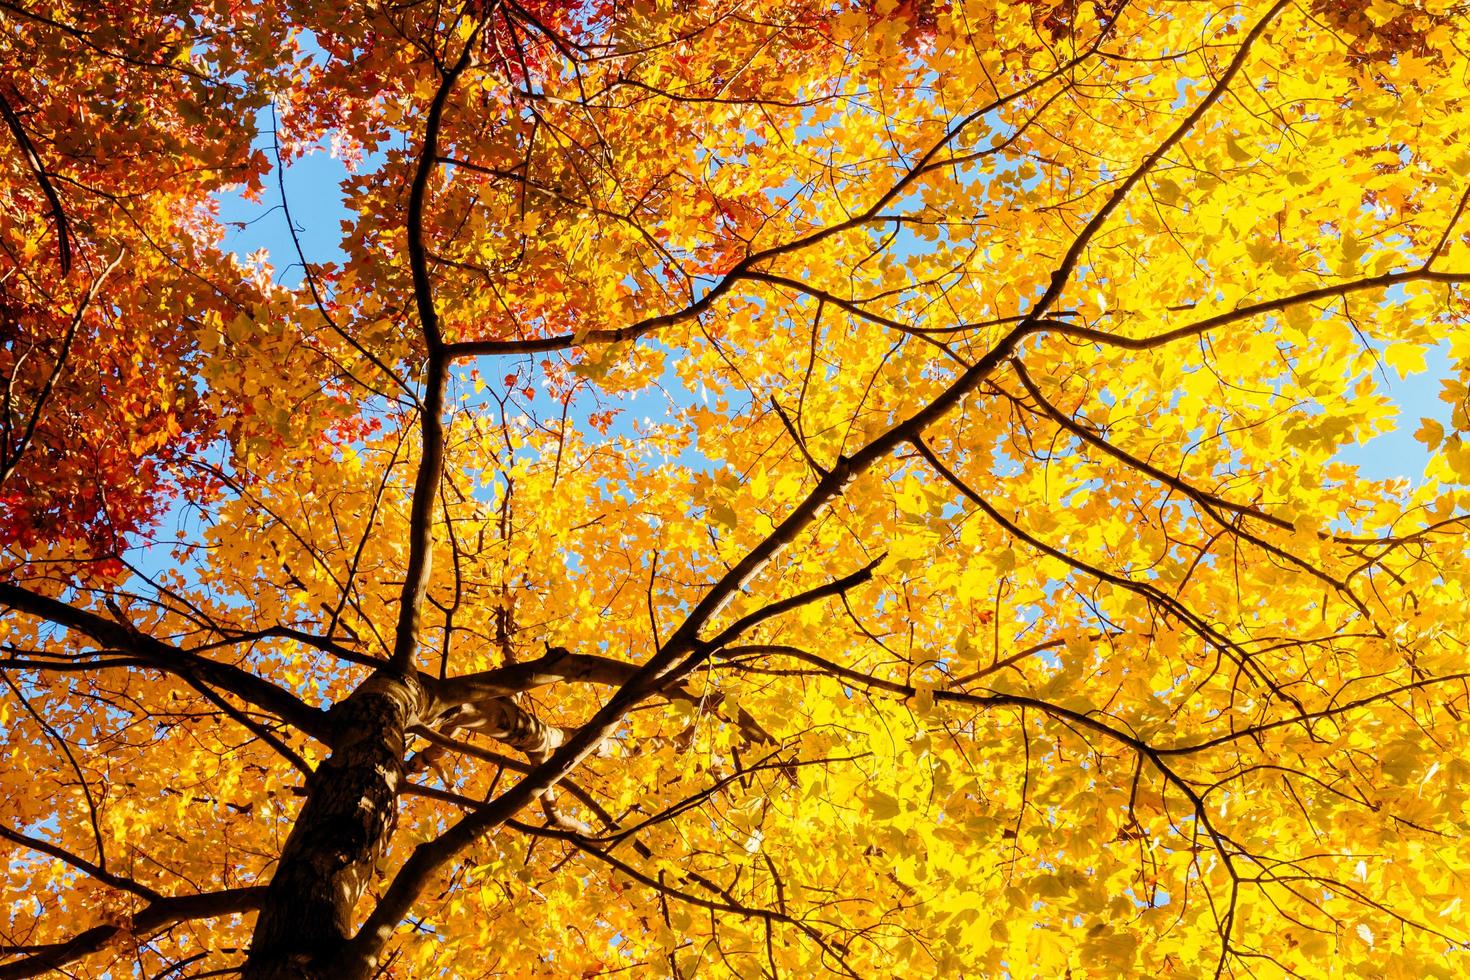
[242,672,424,979]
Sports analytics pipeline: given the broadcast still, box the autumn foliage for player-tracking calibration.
[4,0,1470,977]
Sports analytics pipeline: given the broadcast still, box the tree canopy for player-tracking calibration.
[3,0,1470,976]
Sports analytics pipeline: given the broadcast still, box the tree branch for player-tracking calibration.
[0,584,330,742]
[0,887,265,979]
[0,86,71,274]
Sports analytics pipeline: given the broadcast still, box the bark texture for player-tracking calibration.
[242,672,424,979]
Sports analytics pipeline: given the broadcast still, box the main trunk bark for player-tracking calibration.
[242,672,424,979]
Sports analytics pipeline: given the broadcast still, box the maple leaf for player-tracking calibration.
[3,2,1470,979]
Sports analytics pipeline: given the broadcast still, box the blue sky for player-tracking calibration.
[1338,342,1451,482]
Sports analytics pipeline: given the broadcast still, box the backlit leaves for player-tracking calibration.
[3,0,1470,978]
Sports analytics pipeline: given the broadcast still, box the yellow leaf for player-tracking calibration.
[1415,417,1445,450]
[1384,342,1428,376]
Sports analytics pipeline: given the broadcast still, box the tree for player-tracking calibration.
[2,0,1469,975]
